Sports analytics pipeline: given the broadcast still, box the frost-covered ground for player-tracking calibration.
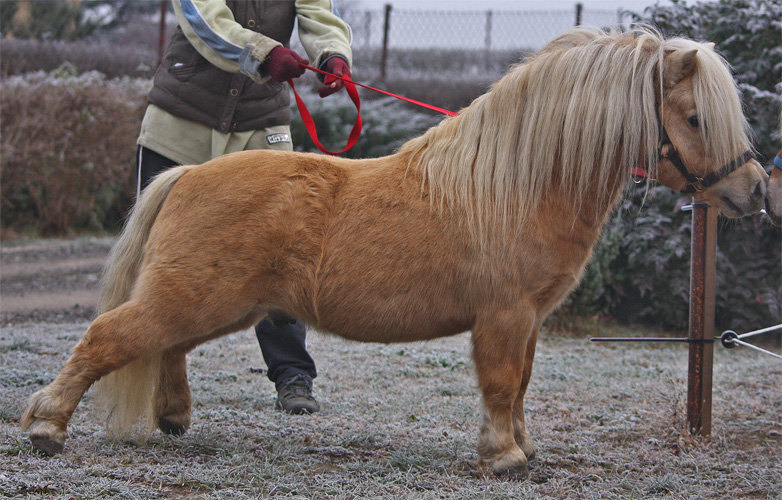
[2,322,780,498]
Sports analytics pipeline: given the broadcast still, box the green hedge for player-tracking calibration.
[566,187,779,332]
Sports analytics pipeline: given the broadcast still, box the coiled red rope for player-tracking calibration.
[288,63,457,155]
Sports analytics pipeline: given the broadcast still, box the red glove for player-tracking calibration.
[318,57,351,98]
[261,46,308,82]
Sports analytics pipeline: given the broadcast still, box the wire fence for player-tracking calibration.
[346,6,628,51]
[318,4,630,80]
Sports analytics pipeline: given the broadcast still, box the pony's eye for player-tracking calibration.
[687,115,700,128]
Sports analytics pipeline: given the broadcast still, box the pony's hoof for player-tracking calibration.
[479,447,529,479]
[158,416,188,436]
[496,463,530,480]
[30,435,64,456]
[28,420,67,456]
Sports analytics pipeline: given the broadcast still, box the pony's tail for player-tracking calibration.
[92,165,190,438]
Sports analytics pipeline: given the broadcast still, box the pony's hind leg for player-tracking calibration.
[151,307,266,436]
[472,306,536,477]
[22,300,192,454]
[154,349,191,435]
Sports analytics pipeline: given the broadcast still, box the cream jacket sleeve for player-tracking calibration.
[295,0,353,69]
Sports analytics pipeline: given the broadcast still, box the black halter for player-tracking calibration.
[658,126,754,194]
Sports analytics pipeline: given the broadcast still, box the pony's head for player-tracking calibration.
[654,42,767,217]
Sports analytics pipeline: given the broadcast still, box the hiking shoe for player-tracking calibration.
[275,374,320,414]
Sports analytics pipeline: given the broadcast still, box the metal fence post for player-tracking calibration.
[485,10,493,72]
[575,3,583,26]
[381,3,392,81]
[687,202,716,436]
[364,11,372,50]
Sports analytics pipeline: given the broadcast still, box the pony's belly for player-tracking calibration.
[312,263,474,343]
[314,301,472,343]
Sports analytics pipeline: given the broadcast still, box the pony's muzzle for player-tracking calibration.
[708,160,768,218]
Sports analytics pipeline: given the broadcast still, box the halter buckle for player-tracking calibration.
[688,177,706,193]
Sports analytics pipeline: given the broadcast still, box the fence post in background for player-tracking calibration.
[575,2,583,26]
[485,10,493,72]
[687,202,716,436]
[364,11,372,50]
[158,0,167,67]
[380,3,392,81]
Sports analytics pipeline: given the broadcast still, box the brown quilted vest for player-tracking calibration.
[148,0,295,133]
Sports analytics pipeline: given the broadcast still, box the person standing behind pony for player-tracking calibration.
[136,0,353,415]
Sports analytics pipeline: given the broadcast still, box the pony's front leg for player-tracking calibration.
[472,307,535,477]
[513,324,541,460]
[154,349,191,436]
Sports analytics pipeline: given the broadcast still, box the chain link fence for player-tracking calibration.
[347,6,626,51]
[315,4,629,80]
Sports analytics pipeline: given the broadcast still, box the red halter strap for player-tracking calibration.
[631,167,651,179]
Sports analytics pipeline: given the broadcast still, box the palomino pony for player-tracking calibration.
[23,27,767,475]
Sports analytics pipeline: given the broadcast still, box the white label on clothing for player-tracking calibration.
[266,133,291,145]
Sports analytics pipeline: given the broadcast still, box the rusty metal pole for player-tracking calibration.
[158,0,168,68]
[687,201,716,436]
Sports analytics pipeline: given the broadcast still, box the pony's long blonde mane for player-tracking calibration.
[400,26,750,235]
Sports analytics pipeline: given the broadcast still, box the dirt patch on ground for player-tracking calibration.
[1,237,113,324]
[1,238,780,498]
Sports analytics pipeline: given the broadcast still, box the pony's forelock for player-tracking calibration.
[679,38,753,172]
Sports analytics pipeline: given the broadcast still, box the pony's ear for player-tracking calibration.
[704,42,715,50]
[663,48,698,87]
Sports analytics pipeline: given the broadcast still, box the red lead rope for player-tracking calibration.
[288,73,362,155]
[288,63,458,156]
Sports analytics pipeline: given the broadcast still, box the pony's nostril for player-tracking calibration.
[752,180,764,202]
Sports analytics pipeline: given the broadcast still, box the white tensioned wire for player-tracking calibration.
[736,323,782,340]
[721,324,782,361]
[728,339,782,361]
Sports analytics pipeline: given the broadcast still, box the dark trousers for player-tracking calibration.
[137,146,317,384]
